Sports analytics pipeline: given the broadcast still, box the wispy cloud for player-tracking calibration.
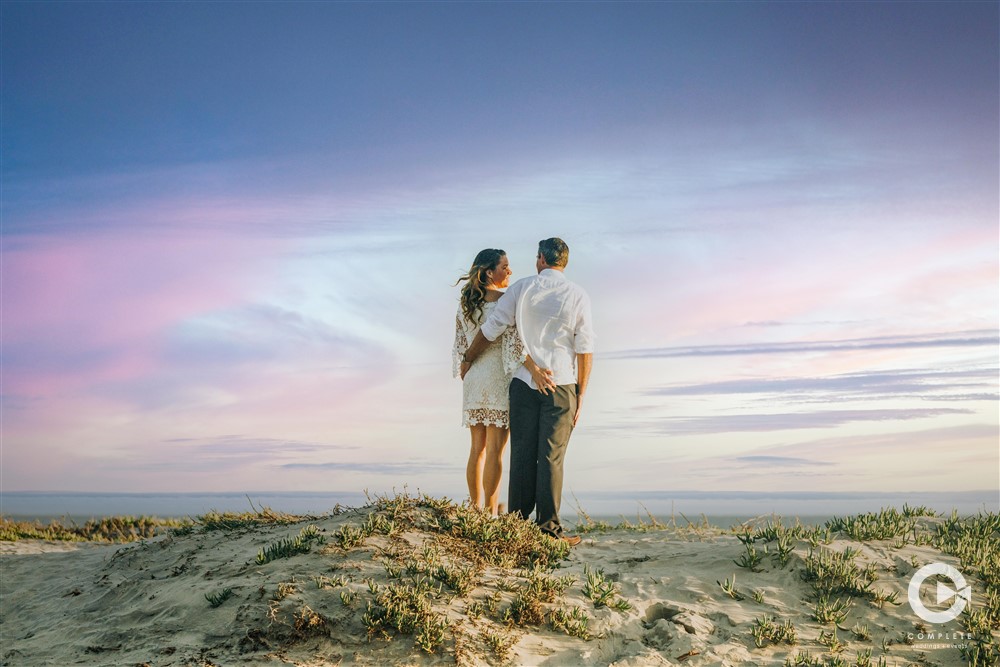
[162,303,395,369]
[734,455,834,467]
[103,436,361,473]
[645,367,998,401]
[596,408,973,436]
[161,435,361,457]
[282,461,456,474]
[605,331,999,360]
[691,424,1000,492]
[1,232,284,393]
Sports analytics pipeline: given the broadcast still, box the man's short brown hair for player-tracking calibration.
[538,238,569,268]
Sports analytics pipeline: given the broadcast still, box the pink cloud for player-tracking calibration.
[3,229,284,396]
[591,210,996,352]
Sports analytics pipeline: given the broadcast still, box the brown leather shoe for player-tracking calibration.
[560,534,582,547]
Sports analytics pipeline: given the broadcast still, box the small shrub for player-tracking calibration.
[205,587,234,608]
[480,626,518,661]
[751,615,797,648]
[549,605,591,639]
[256,525,325,565]
[718,574,745,601]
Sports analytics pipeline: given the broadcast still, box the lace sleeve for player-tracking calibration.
[501,324,527,376]
[452,312,468,378]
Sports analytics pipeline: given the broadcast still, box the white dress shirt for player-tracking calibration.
[480,268,595,389]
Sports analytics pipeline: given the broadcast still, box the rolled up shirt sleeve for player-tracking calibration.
[572,293,596,354]
[479,286,518,342]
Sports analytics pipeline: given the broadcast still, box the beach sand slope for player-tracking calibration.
[0,505,988,666]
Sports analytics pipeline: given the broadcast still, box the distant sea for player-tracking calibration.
[2,490,996,527]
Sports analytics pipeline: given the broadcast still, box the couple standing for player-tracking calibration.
[453,238,594,545]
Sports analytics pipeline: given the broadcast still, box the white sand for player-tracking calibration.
[0,510,977,666]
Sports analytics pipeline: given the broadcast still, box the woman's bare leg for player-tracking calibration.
[467,424,487,508]
[483,425,510,516]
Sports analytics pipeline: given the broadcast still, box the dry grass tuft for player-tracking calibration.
[0,515,190,542]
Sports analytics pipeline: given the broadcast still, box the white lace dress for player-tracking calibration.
[453,302,525,428]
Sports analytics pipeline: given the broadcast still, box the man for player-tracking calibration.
[460,237,594,545]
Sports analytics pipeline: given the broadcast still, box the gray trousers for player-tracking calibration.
[507,378,577,537]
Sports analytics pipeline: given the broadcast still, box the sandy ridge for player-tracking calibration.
[0,507,984,666]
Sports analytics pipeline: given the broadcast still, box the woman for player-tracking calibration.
[453,248,524,516]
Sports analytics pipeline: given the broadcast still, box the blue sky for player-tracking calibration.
[2,1,997,513]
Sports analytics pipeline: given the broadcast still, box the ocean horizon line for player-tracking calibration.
[4,488,994,497]
[2,489,995,524]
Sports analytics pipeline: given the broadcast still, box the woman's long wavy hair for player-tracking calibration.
[455,248,506,324]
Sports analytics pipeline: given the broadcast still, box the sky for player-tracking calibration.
[2,1,998,515]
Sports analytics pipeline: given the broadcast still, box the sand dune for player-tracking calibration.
[1,499,994,666]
